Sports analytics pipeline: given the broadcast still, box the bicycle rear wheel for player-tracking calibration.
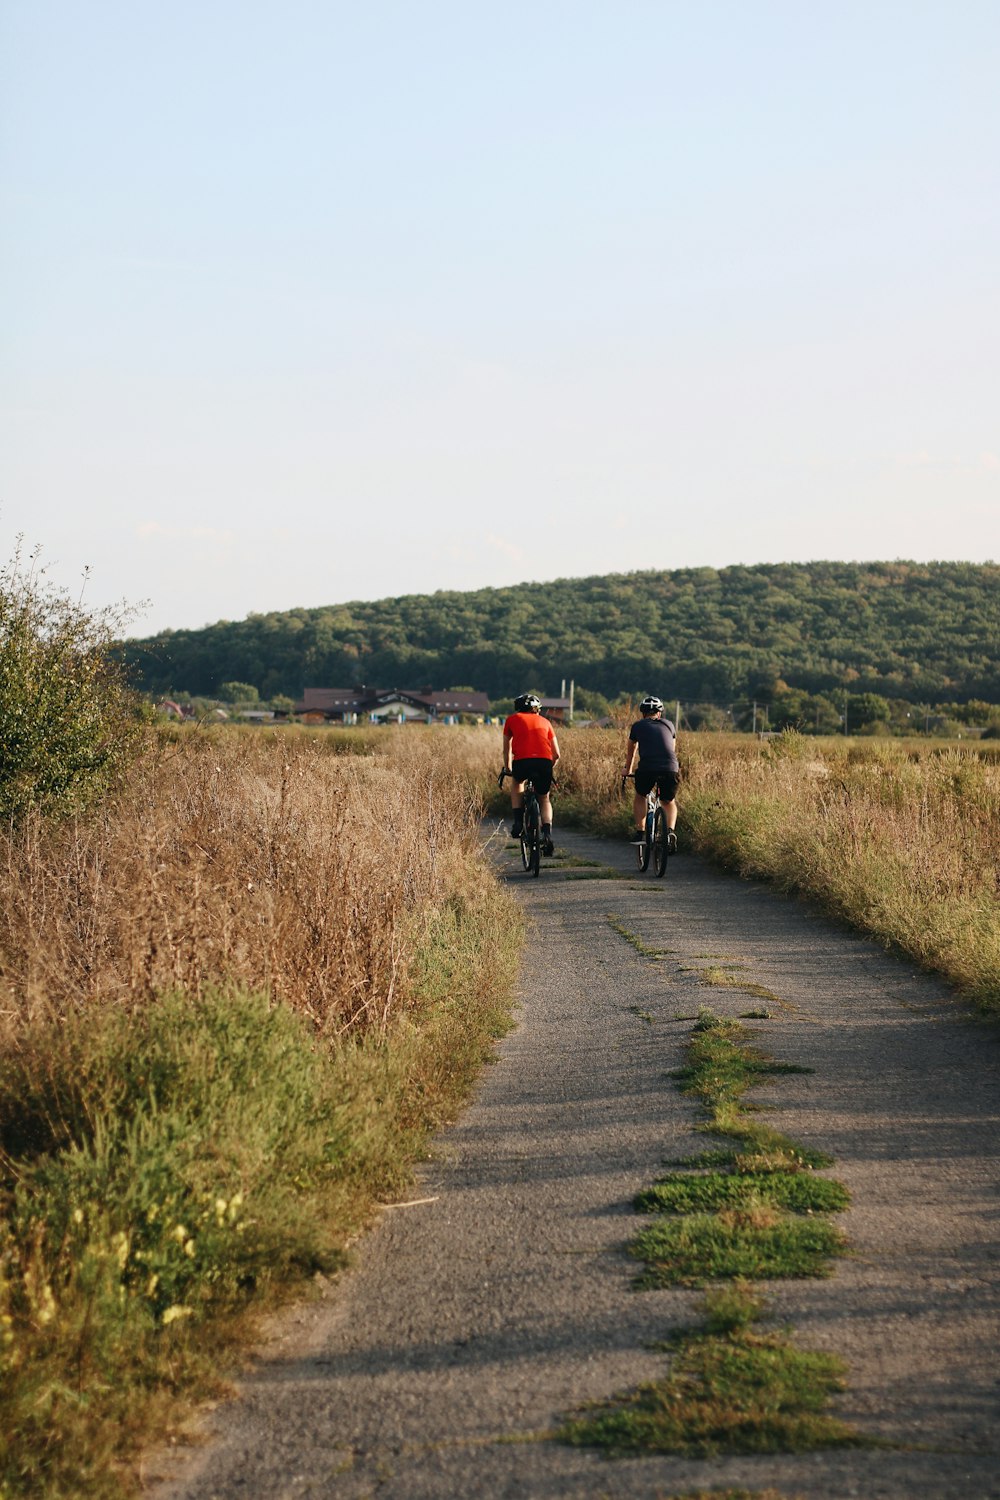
[637,809,652,871]
[524,818,541,876]
[652,806,668,877]
[521,794,541,876]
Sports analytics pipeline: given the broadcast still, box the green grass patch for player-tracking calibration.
[560,1290,863,1457]
[630,1211,847,1287]
[636,1171,849,1216]
[663,1143,835,1172]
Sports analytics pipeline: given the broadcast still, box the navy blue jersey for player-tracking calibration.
[629,717,678,771]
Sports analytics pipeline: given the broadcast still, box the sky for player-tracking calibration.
[1,1,998,636]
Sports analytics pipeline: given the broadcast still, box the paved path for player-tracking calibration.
[149,828,1000,1499]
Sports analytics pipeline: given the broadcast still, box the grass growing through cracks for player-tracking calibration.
[560,1284,862,1458]
[635,1170,850,1216]
[606,914,674,960]
[630,1211,846,1288]
[559,1008,861,1458]
[631,1011,849,1287]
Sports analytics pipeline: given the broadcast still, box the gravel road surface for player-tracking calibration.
[148,826,1000,1500]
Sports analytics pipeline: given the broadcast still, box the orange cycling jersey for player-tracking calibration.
[503,712,557,760]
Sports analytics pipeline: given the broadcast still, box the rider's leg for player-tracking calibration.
[510,780,526,835]
[632,790,647,830]
[662,797,677,830]
[540,796,555,854]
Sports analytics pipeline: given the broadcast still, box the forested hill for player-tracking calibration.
[123,561,1000,705]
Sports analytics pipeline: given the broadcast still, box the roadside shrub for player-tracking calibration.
[0,542,144,823]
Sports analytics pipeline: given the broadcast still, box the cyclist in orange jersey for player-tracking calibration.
[502,692,560,855]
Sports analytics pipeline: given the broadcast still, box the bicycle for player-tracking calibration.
[623,773,670,878]
[498,769,542,877]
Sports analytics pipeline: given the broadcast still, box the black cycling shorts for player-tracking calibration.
[635,763,679,800]
[512,757,555,795]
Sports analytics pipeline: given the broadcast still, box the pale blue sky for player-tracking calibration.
[2,1,997,633]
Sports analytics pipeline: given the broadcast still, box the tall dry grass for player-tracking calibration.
[0,725,499,1038]
[554,727,1000,1012]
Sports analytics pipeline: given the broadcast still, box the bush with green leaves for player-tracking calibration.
[0,541,144,822]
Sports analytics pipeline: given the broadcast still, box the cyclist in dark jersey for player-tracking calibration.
[503,692,560,855]
[622,695,679,849]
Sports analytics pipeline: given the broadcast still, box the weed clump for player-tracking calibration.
[561,1289,864,1457]
[635,1170,849,1217]
[630,1211,846,1286]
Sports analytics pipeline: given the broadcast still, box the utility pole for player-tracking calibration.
[570,679,575,720]
[676,700,681,730]
[752,700,757,735]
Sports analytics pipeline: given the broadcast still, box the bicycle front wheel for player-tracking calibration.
[652,807,668,878]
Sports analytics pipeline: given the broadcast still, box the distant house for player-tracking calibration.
[539,697,572,723]
[291,686,489,723]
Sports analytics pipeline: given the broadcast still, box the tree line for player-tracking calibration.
[121,560,1000,712]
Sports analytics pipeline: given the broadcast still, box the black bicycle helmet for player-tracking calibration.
[639,695,664,715]
[514,692,542,713]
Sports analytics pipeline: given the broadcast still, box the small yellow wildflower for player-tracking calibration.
[161,1305,193,1326]
[72,1208,84,1225]
[37,1284,56,1326]
[183,1238,196,1258]
[172,1223,188,1243]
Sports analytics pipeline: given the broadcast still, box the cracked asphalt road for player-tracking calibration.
[148,828,1000,1500]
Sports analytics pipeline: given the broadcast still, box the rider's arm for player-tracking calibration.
[503,727,514,774]
[623,736,638,777]
[550,731,561,766]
